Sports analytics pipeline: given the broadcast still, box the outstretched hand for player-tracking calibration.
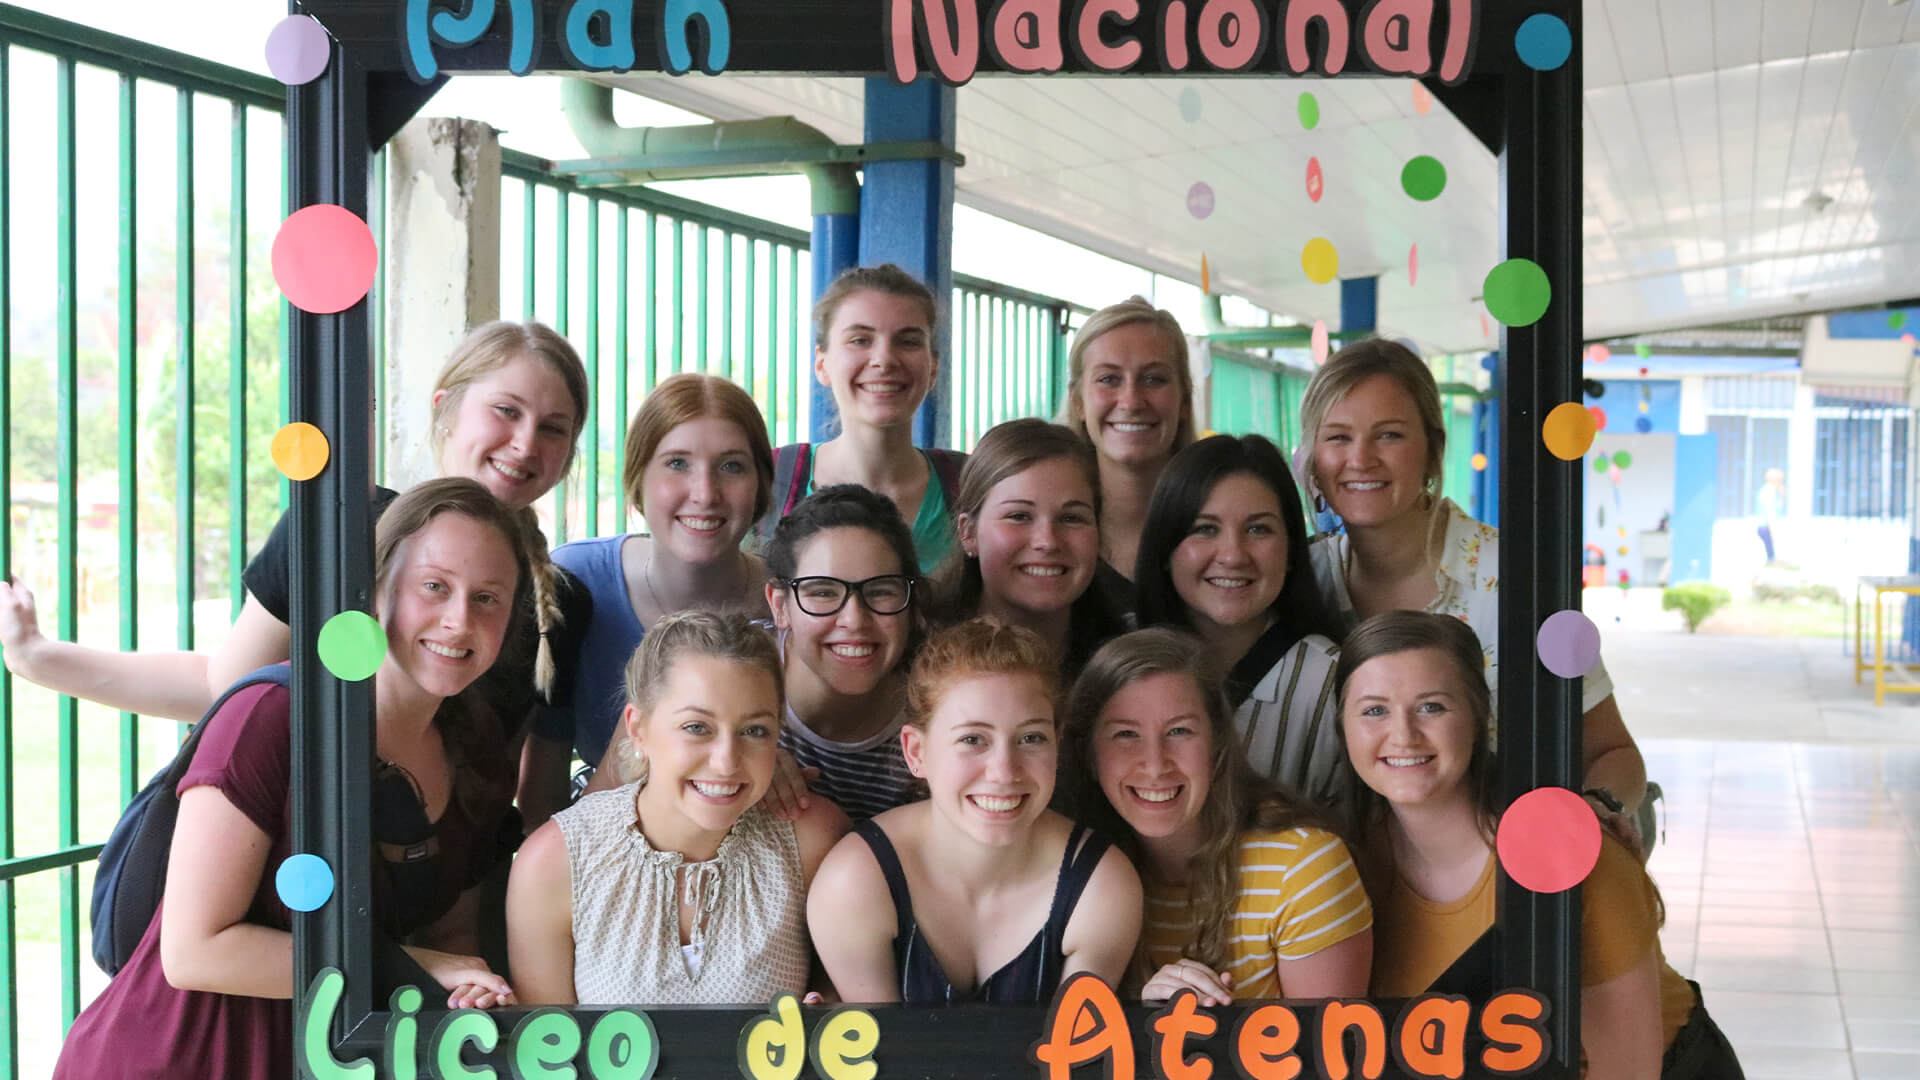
[0,580,45,677]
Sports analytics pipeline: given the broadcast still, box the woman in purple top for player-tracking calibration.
[54,479,534,1080]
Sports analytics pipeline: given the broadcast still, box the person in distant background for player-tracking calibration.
[1755,467,1785,564]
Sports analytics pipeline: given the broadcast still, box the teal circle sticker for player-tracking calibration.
[1515,13,1572,71]
[1401,156,1447,201]
[1297,92,1319,130]
[317,610,385,681]
[1483,258,1552,327]
[275,853,334,912]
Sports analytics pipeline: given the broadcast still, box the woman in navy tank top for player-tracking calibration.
[807,618,1142,1003]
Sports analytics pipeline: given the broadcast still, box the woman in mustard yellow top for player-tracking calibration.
[1064,627,1372,1004]
[1334,611,1742,1080]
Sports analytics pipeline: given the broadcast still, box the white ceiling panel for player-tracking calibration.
[601,2,1920,352]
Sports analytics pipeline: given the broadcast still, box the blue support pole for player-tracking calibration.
[808,212,859,441]
[1340,275,1378,335]
[859,76,956,449]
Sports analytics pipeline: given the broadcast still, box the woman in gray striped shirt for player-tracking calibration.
[762,485,925,821]
[1133,435,1349,804]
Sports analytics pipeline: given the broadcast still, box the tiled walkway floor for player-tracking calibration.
[1600,595,1920,1080]
[1644,739,1920,1080]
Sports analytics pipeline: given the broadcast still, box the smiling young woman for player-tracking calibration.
[519,374,774,827]
[753,264,966,574]
[806,618,1141,1004]
[1134,435,1348,803]
[1298,339,1648,823]
[1060,298,1197,621]
[934,419,1124,677]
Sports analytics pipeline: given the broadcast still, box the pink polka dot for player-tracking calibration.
[271,205,377,315]
[1497,787,1601,893]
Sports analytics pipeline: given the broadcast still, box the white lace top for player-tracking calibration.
[554,783,810,1005]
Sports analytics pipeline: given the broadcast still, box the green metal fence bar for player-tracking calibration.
[672,219,684,377]
[0,846,104,883]
[553,189,571,541]
[228,102,248,617]
[117,72,140,804]
[55,52,82,1031]
[176,88,195,657]
[584,197,600,538]
[786,248,799,444]
[746,240,761,439]
[0,37,18,1080]
[696,225,710,375]
[521,182,536,321]
[613,205,630,525]
[720,230,733,383]
[644,210,658,396]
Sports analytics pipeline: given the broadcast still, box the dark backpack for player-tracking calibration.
[752,443,968,550]
[90,663,292,975]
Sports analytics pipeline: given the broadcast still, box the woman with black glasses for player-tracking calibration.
[761,485,926,820]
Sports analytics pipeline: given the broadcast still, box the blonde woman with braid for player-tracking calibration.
[507,611,848,1005]
[1063,627,1371,1005]
[0,321,589,748]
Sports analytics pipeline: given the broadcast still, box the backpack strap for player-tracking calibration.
[166,664,293,785]
[757,443,812,549]
[926,448,967,514]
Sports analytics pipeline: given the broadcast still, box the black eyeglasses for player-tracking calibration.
[783,574,914,617]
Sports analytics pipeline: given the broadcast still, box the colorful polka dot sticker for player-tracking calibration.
[1480,312,1491,338]
[1588,343,1610,363]
[1515,13,1573,71]
[1592,456,1609,474]
[275,853,335,912]
[1498,787,1602,894]
[1401,155,1447,201]
[1542,402,1596,460]
[1411,82,1433,115]
[1187,182,1215,219]
[1297,92,1320,130]
[1408,242,1419,286]
[1635,343,1652,360]
[1305,157,1324,203]
[317,610,385,681]
[1889,311,1906,331]
[1612,450,1633,469]
[265,14,331,86]
[1483,258,1551,326]
[1635,417,1652,433]
[1586,405,1607,430]
[1301,238,1339,284]
[1471,452,1488,471]
[1537,609,1600,678]
[1178,86,1203,123]
[272,204,378,315]
[270,422,330,481]
[1311,320,1330,365]
[1200,253,1211,295]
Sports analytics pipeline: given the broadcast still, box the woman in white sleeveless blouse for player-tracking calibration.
[507,612,847,1005]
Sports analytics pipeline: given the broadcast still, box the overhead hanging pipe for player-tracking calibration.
[559,79,860,215]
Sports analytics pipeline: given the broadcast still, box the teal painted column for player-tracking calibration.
[859,77,955,449]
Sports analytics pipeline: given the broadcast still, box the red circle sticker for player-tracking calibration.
[1306,157,1324,203]
[1497,787,1602,893]
[272,204,378,314]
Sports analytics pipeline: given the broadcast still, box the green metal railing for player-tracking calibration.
[499,152,1081,540]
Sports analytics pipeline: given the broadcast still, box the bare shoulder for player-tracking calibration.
[808,825,896,931]
[791,796,853,885]
[511,819,570,887]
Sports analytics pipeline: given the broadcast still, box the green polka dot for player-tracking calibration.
[1612,451,1633,469]
[1593,456,1609,474]
[1401,156,1447,201]
[1635,343,1652,360]
[317,610,385,681]
[1483,258,1552,327]
[1298,92,1319,130]
[1892,311,1908,331]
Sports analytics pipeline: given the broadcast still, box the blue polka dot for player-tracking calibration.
[275,853,335,912]
[1515,14,1572,71]
[1634,416,1653,433]
[1481,355,1498,372]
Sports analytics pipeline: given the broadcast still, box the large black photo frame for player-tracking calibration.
[287,1,1584,1075]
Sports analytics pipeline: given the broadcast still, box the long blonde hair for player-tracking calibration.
[427,320,590,699]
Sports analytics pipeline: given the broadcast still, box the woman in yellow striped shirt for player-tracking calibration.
[1064,627,1372,1004]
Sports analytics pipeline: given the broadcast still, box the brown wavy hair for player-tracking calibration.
[374,477,539,820]
[1064,627,1325,986]
[620,373,775,523]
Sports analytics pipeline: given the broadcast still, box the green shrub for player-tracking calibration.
[1662,583,1732,632]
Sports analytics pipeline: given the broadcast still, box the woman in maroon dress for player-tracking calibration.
[55,478,532,1080]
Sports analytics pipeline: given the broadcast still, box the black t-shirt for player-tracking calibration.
[240,486,587,738]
